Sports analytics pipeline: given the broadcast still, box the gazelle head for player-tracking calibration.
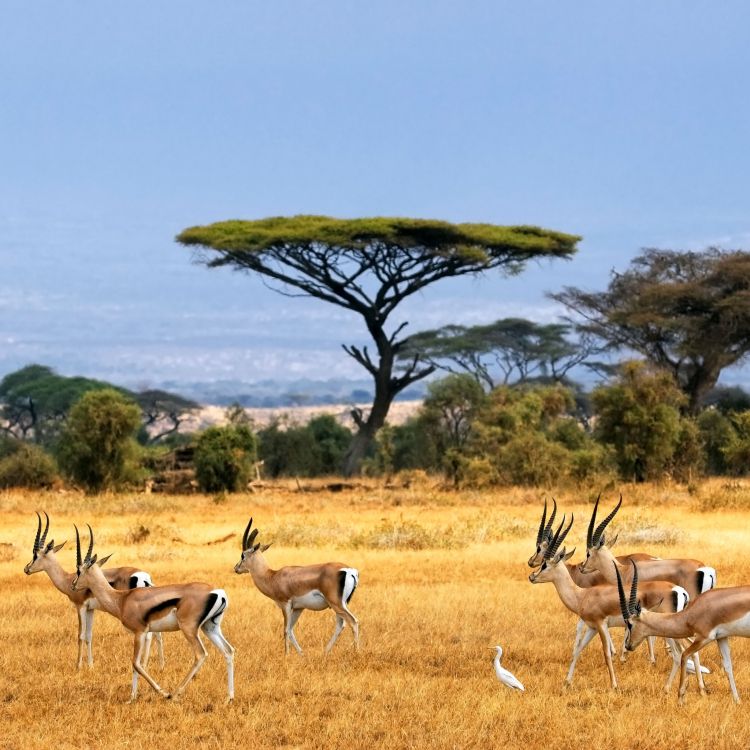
[577,494,621,574]
[71,524,110,591]
[234,517,272,575]
[24,511,66,575]
[615,560,647,651]
[528,513,575,583]
[527,498,559,567]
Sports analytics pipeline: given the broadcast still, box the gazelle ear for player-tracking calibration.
[89,554,98,565]
[260,543,272,552]
[253,543,261,552]
[608,533,619,549]
[597,534,607,549]
[45,540,55,552]
[52,541,66,553]
[562,547,576,562]
[98,553,113,566]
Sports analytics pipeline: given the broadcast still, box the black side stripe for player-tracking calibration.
[144,597,180,622]
[338,570,357,604]
[199,593,218,626]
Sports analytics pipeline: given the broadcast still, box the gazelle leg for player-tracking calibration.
[717,637,740,704]
[330,602,359,650]
[287,607,304,655]
[566,625,598,685]
[155,633,165,669]
[620,636,628,663]
[647,636,656,664]
[597,623,618,689]
[76,607,86,670]
[85,608,95,668]
[572,619,585,652]
[664,638,681,692]
[130,631,169,702]
[171,629,208,701]
[678,636,711,705]
[203,621,235,702]
[325,614,346,654]
[142,632,153,668]
[279,603,291,655]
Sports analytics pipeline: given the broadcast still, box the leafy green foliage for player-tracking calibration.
[553,248,750,413]
[57,389,142,492]
[591,361,688,481]
[194,424,258,492]
[0,441,59,489]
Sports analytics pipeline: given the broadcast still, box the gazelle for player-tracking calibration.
[71,525,234,703]
[578,495,717,600]
[528,498,661,662]
[529,513,694,691]
[234,518,359,655]
[23,512,164,670]
[617,561,750,704]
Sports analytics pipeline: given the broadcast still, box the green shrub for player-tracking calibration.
[57,389,141,493]
[194,424,258,492]
[0,442,59,488]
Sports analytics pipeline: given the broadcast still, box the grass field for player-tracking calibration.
[2,479,750,749]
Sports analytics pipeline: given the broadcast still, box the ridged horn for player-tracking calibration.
[593,495,622,546]
[586,493,601,549]
[85,524,94,562]
[543,498,558,544]
[40,511,50,550]
[536,500,548,546]
[543,515,565,560]
[242,517,253,549]
[614,562,629,620]
[33,512,42,553]
[75,525,82,568]
[550,513,574,558]
[628,560,639,615]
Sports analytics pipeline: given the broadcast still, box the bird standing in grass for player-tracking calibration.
[491,645,525,691]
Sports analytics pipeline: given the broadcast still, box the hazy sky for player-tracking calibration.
[2,2,749,389]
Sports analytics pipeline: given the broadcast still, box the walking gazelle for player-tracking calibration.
[71,525,235,703]
[234,518,359,655]
[23,512,164,670]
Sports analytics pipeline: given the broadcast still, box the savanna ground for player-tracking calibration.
[2,479,750,749]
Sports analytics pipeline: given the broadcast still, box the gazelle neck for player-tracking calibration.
[40,552,77,598]
[248,554,276,596]
[81,564,124,617]
[547,564,585,615]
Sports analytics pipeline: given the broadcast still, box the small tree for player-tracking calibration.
[591,361,687,481]
[0,442,59,489]
[194,424,258,492]
[57,389,141,492]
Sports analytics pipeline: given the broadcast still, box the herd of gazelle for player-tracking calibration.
[24,514,359,702]
[23,496,750,705]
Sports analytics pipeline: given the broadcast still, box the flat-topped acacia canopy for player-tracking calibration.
[176,215,580,474]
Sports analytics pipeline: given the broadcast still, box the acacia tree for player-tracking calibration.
[398,318,602,389]
[177,216,579,474]
[551,248,750,414]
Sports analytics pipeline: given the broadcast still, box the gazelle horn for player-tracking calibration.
[33,512,42,553]
[550,513,574,557]
[242,517,253,549]
[85,524,94,562]
[543,497,558,544]
[75,525,82,568]
[543,515,566,560]
[586,493,601,549]
[593,495,622,546]
[614,562,629,620]
[628,560,639,614]
[40,511,50,550]
[536,499,548,546]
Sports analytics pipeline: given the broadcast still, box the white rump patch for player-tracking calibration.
[698,567,717,593]
[131,571,153,588]
[672,585,690,612]
[341,567,359,605]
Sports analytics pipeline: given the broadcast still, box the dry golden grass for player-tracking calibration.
[1,479,750,749]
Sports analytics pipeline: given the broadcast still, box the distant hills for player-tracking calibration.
[155,377,429,408]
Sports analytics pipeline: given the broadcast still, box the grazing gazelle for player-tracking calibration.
[23,511,164,670]
[616,561,750,704]
[71,525,234,703]
[234,517,359,655]
[578,495,717,600]
[529,513,695,691]
[528,498,661,662]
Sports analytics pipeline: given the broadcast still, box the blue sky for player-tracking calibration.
[2,2,749,390]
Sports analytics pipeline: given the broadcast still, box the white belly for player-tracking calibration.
[148,610,179,632]
[291,590,329,611]
[709,611,750,639]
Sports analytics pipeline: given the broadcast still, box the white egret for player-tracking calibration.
[490,645,525,691]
